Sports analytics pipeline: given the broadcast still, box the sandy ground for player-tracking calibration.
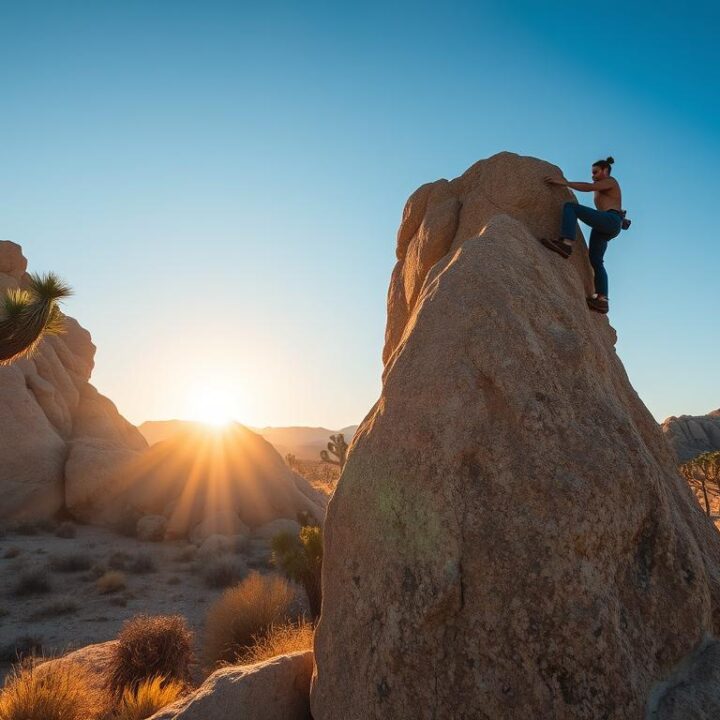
[0,523,278,682]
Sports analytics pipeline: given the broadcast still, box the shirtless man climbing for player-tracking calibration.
[541,157,624,314]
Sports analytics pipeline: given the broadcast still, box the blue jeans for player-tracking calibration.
[561,202,622,298]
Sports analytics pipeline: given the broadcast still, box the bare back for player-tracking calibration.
[594,177,622,211]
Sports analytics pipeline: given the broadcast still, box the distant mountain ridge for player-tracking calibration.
[139,420,358,460]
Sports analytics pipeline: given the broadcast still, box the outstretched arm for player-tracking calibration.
[544,176,615,192]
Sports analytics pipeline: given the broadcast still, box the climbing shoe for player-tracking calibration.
[539,237,572,259]
[586,296,609,314]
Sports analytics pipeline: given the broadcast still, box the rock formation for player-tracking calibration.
[662,410,720,463]
[148,650,313,720]
[0,241,325,534]
[312,153,720,719]
[0,240,147,521]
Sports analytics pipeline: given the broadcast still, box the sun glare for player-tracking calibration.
[184,384,237,427]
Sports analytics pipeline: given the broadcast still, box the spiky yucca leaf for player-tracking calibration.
[0,272,72,365]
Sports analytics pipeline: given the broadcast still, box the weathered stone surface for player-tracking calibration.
[662,410,720,463]
[312,171,720,719]
[148,651,313,720]
[36,641,117,696]
[0,242,146,523]
[383,152,597,365]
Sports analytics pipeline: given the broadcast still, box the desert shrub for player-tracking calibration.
[108,615,193,695]
[235,620,314,665]
[115,507,142,538]
[10,522,39,536]
[54,521,77,539]
[14,568,52,596]
[28,597,78,620]
[166,576,181,585]
[97,571,127,594]
[0,636,43,664]
[0,660,107,720]
[173,546,196,563]
[2,547,21,560]
[109,551,132,570]
[49,553,92,573]
[202,557,245,589]
[128,553,156,575]
[204,571,294,668]
[272,525,323,619]
[113,676,185,720]
[87,563,107,580]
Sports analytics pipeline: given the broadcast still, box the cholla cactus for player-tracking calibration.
[320,433,348,469]
[0,273,72,365]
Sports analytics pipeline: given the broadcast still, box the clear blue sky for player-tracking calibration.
[1,0,718,427]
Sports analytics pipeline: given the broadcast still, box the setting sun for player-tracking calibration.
[184,383,237,427]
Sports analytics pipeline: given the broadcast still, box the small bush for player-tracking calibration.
[0,660,107,720]
[235,620,314,665]
[54,521,77,539]
[14,569,52,596]
[128,553,156,575]
[49,553,92,573]
[87,564,107,581]
[204,572,294,668]
[173,546,197,563]
[96,571,127,594]
[3,547,21,560]
[109,551,132,570]
[108,615,193,695]
[202,557,245,589]
[166,576,181,585]
[0,636,42,664]
[113,676,186,720]
[27,597,79,621]
[116,507,142,538]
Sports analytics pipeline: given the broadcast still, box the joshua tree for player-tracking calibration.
[285,452,297,469]
[320,433,348,469]
[680,451,720,516]
[272,524,323,620]
[0,273,72,365]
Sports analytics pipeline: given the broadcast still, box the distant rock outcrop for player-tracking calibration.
[662,410,720,462]
[0,240,147,522]
[312,154,720,719]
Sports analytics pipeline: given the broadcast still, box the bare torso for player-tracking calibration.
[594,177,622,211]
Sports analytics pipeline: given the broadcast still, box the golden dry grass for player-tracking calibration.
[292,460,339,497]
[113,676,185,720]
[0,661,108,720]
[204,572,295,669]
[235,620,314,665]
[96,570,127,594]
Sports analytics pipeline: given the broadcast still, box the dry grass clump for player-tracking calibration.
[204,571,295,668]
[48,552,92,573]
[0,637,42,664]
[14,568,52,596]
[97,571,127,594]
[2,547,21,560]
[235,620,314,665]
[28,597,78,620]
[112,676,185,720]
[54,521,77,539]
[0,661,107,720]
[173,545,196,563]
[127,553,156,575]
[109,551,132,570]
[202,557,245,589]
[108,615,193,696]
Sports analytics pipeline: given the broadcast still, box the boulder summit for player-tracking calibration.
[311,153,720,719]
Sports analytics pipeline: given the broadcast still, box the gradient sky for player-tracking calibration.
[2,1,718,428]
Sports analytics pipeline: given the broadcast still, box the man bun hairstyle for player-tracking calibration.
[593,156,615,174]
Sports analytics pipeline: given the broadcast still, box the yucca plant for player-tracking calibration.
[272,524,323,620]
[0,272,72,365]
[320,433,348,469]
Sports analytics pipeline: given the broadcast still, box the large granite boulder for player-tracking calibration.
[0,241,147,523]
[148,650,313,720]
[312,157,720,719]
[662,410,720,463]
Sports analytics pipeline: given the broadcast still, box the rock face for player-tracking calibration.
[148,651,313,720]
[0,241,147,522]
[662,410,720,463]
[311,155,720,719]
